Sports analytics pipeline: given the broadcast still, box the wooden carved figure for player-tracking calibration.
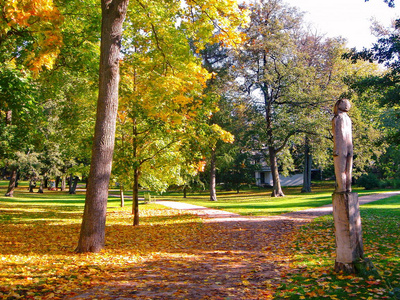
[332,99,353,193]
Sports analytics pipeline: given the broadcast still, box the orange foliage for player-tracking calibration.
[197,160,206,172]
[2,0,63,73]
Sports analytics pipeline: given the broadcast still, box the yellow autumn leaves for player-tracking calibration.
[2,0,63,73]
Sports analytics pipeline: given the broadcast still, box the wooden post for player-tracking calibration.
[332,192,364,273]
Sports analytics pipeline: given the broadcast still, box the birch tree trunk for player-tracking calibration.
[76,0,129,253]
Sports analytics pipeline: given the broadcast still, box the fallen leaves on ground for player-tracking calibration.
[1,193,399,299]
[0,198,298,299]
[275,203,400,300]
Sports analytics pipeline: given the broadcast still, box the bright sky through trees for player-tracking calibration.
[283,0,400,49]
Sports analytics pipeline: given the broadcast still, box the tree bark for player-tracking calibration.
[37,179,44,193]
[183,185,187,198]
[5,167,17,197]
[301,136,312,193]
[132,168,139,226]
[68,174,73,192]
[69,176,79,194]
[61,176,66,191]
[29,178,36,193]
[76,0,129,253]
[55,176,60,189]
[268,147,284,197]
[332,192,364,274]
[209,148,217,201]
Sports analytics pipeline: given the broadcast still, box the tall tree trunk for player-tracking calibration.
[68,174,73,192]
[15,172,19,187]
[37,179,44,193]
[5,167,17,197]
[76,0,129,253]
[29,179,35,193]
[301,136,312,193]
[132,168,139,226]
[69,176,79,194]
[183,185,187,198]
[61,176,66,191]
[209,148,217,201]
[269,147,284,197]
[55,176,60,189]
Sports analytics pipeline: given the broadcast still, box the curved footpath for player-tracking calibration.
[157,191,400,224]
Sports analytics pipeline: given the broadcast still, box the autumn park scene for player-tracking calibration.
[1,0,400,299]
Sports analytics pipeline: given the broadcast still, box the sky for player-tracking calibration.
[282,0,400,49]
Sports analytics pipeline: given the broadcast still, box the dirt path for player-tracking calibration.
[69,191,400,299]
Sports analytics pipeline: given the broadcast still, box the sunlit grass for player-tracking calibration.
[157,182,391,216]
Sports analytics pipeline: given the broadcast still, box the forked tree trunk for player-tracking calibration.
[269,147,284,197]
[301,136,312,193]
[76,0,129,253]
[29,179,36,193]
[132,168,139,226]
[5,167,17,197]
[209,148,217,201]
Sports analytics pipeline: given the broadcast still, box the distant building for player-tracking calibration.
[255,167,303,187]
[254,157,303,187]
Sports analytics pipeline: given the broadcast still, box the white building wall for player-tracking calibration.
[255,171,303,187]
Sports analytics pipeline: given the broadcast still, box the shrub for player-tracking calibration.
[357,173,380,190]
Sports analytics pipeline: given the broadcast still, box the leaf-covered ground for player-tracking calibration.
[0,191,399,299]
[0,194,298,299]
[276,196,400,299]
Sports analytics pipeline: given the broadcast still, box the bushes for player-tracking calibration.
[378,178,400,189]
[357,174,380,190]
[357,173,400,189]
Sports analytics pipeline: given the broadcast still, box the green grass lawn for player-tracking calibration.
[0,181,160,209]
[0,180,394,216]
[157,182,392,216]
